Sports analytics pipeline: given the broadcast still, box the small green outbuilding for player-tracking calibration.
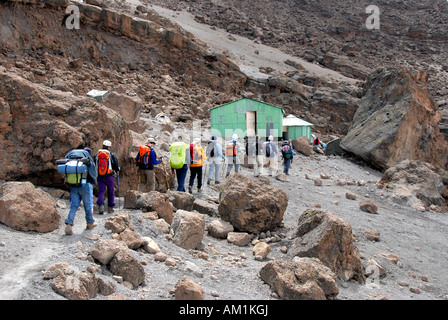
[282,114,313,142]
[210,98,284,140]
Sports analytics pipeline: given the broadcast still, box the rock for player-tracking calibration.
[142,236,161,254]
[227,232,251,247]
[253,242,271,260]
[0,181,60,233]
[292,136,312,156]
[378,253,400,265]
[128,191,174,224]
[117,228,143,250]
[364,259,387,278]
[218,174,288,233]
[174,276,204,300]
[0,72,131,188]
[314,177,322,186]
[87,239,128,265]
[109,250,145,289]
[103,91,142,124]
[193,199,218,216]
[292,209,365,283]
[207,219,234,239]
[259,257,339,300]
[345,192,357,200]
[152,218,171,234]
[170,210,205,250]
[363,230,380,241]
[380,160,448,210]
[359,199,378,214]
[340,67,448,171]
[168,190,195,211]
[104,211,132,234]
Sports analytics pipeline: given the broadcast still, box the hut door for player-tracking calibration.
[266,122,273,140]
[246,111,256,137]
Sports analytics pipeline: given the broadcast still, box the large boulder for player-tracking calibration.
[218,174,288,233]
[0,181,60,232]
[292,136,312,156]
[259,257,339,300]
[340,67,448,171]
[0,72,131,188]
[170,210,205,250]
[292,209,365,283]
[380,160,448,211]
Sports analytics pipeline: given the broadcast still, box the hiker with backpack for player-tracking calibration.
[188,138,207,193]
[252,135,264,177]
[263,135,278,176]
[60,147,97,235]
[94,140,120,214]
[169,140,188,192]
[135,137,162,192]
[281,140,294,175]
[206,135,225,185]
[313,135,324,154]
[225,134,243,177]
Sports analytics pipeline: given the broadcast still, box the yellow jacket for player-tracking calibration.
[189,145,207,167]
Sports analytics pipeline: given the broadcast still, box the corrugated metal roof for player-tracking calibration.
[283,115,313,126]
[210,98,284,112]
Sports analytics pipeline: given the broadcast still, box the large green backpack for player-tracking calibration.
[170,142,187,169]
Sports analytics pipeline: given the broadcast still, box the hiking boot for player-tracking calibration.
[215,181,220,185]
[188,186,192,194]
[108,207,114,214]
[197,187,202,193]
[98,205,105,215]
[207,179,211,185]
[86,222,97,230]
[65,224,73,235]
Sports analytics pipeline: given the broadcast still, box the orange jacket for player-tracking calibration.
[189,145,207,167]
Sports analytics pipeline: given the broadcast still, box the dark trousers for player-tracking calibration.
[97,175,115,207]
[176,164,188,192]
[189,166,203,189]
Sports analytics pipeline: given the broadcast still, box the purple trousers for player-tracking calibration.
[97,175,116,207]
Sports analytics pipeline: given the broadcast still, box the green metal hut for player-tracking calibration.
[282,115,313,142]
[210,98,284,140]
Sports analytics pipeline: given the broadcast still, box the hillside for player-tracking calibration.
[1,0,448,304]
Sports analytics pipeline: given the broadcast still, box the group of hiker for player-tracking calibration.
[168,134,294,193]
[58,134,295,235]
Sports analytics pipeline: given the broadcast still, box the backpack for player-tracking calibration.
[170,142,187,169]
[207,141,216,158]
[265,142,271,157]
[96,149,113,176]
[57,158,89,187]
[282,144,293,159]
[190,144,201,164]
[226,142,237,157]
[136,145,152,169]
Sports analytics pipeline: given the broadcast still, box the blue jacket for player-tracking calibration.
[135,148,161,170]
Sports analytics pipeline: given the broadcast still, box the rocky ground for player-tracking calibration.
[1,152,448,302]
[1,0,448,305]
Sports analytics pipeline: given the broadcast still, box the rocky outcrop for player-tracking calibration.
[292,209,365,283]
[0,181,60,233]
[218,174,288,233]
[0,72,131,187]
[380,160,448,211]
[259,257,339,300]
[340,67,448,171]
